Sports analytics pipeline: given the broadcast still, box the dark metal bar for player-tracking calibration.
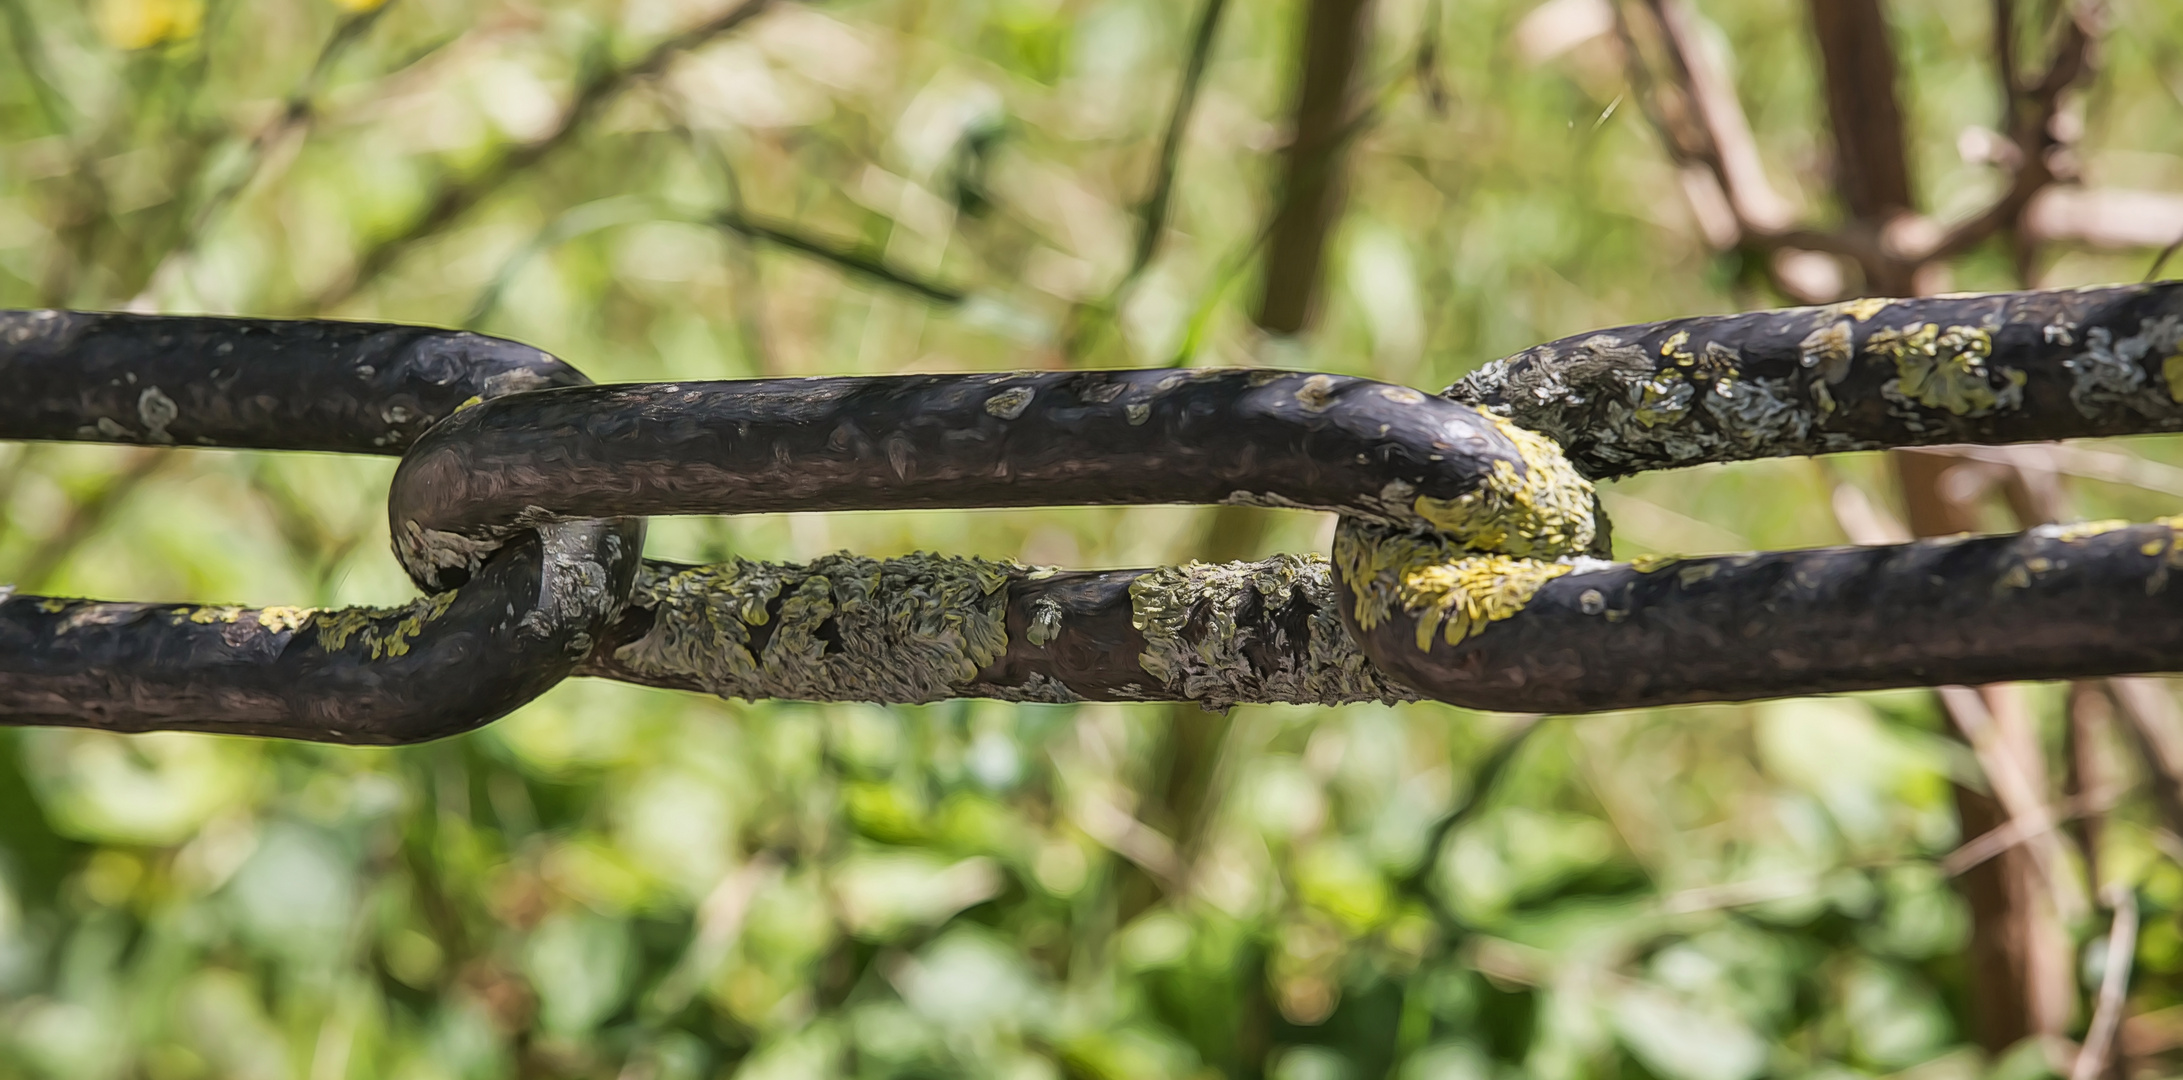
[386,369,1595,589]
[576,554,1418,709]
[8,295,2183,723]
[583,520,2183,714]
[0,311,642,744]
[1447,281,2183,478]
[1336,520,2183,713]
[0,310,587,454]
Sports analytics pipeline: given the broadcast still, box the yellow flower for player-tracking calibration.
[95,0,203,50]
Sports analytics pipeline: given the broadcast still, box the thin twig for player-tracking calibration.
[1944,443,2183,500]
[1611,0,1871,292]
[1070,788,1184,894]
[1942,785,2121,876]
[313,0,780,311]
[462,196,659,328]
[1938,685,2090,925]
[2146,233,2183,282]
[1132,0,1230,282]
[713,210,965,305]
[1926,1,2099,263]
[667,113,775,370]
[2106,677,2183,840]
[147,0,398,292]
[1060,0,1231,360]
[2070,885,2138,1080]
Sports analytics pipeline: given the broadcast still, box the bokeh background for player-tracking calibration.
[5,0,2183,1076]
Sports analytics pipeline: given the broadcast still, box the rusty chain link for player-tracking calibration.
[4,281,2183,742]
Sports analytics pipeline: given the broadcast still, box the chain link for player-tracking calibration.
[3,282,2182,741]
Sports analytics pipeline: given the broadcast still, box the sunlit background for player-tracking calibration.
[4,0,2183,1076]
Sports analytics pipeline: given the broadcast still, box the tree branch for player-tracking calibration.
[2071,886,2139,1080]
[1256,0,1377,334]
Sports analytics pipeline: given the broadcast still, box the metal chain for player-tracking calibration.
[3,282,2182,743]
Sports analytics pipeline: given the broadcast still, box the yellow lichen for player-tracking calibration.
[1835,297,1892,322]
[258,607,316,634]
[2043,519,2131,543]
[1660,330,1696,367]
[1693,341,1741,383]
[2164,352,2183,404]
[170,604,325,634]
[1410,415,1596,559]
[1333,522,1574,649]
[1676,561,1721,586]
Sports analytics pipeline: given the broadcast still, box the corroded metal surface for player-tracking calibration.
[1335,519,2183,712]
[0,310,586,453]
[1448,282,2183,478]
[0,313,642,744]
[5,286,2183,734]
[385,368,1592,589]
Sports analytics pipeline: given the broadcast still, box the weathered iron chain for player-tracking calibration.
[3,282,2182,743]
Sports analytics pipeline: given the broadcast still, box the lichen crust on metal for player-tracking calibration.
[0,313,642,744]
[4,283,2183,738]
[383,367,1580,589]
[389,364,1593,707]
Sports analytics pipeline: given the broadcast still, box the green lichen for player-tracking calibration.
[1869,323,2026,417]
[1026,597,1064,646]
[1128,553,1417,708]
[313,590,460,659]
[1631,370,1694,427]
[2066,314,2183,420]
[984,386,1034,419]
[1449,331,1820,475]
[614,552,1018,704]
[1410,414,1596,559]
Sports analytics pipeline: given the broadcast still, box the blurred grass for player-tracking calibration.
[4,0,2183,1077]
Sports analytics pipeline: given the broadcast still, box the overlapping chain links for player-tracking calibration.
[4,281,2183,744]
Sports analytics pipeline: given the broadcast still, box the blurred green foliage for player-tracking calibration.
[5,0,2183,1077]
